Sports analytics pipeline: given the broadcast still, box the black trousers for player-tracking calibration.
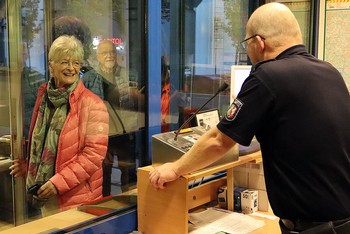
[102,132,139,196]
[279,218,350,234]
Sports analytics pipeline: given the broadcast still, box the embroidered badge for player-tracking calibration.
[98,125,104,132]
[225,99,243,121]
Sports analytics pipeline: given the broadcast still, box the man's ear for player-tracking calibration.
[256,36,265,52]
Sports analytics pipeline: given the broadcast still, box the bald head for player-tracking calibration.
[97,40,116,53]
[247,3,302,49]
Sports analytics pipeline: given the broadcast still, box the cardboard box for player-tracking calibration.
[249,173,266,191]
[258,189,272,212]
[217,186,247,211]
[225,161,272,213]
[233,171,249,188]
[241,189,258,214]
[234,162,264,175]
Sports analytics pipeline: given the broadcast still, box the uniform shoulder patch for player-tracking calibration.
[225,99,243,121]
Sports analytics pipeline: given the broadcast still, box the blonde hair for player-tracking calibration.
[48,35,84,63]
[247,3,302,48]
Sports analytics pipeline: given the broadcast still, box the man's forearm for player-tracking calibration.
[174,127,236,176]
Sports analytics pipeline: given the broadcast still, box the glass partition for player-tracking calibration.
[0,0,13,229]
[0,0,146,230]
[161,0,250,133]
[49,0,146,196]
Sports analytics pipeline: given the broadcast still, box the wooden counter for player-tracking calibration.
[137,151,280,234]
[0,189,139,234]
[0,209,96,234]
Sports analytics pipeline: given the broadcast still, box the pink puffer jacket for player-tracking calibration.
[27,80,109,211]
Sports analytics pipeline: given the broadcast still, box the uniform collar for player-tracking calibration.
[275,44,308,60]
[252,44,308,72]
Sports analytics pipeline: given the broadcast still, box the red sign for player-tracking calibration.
[99,38,123,45]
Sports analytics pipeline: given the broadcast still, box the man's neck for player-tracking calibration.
[264,43,301,61]
[99,65,115,74]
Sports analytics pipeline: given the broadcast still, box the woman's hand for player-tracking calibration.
[9,159,27,178]
[37,181,58,199]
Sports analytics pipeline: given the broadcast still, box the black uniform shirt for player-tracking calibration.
[217,45,350,220]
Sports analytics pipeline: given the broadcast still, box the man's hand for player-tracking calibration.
[9,159,27,178]
[149,162,180,190]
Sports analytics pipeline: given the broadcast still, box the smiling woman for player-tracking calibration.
[48,36,84,88]
[9,35,109,217]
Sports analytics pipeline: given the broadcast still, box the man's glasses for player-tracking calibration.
[240,34,265,49]
[98,51,116,56]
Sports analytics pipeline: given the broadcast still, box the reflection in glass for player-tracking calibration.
[161,0,249,133]
[50,0,146,214]
[0,0,13,230]
[1,0,147,231]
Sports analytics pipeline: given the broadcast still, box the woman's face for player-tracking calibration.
[49,57,81,88]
